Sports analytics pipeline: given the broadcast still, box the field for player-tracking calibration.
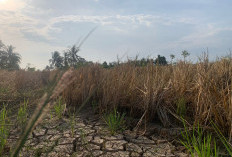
[1,57,232,156]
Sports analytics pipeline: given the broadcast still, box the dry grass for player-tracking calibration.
[62,58,232,138]
[1,57,232,138]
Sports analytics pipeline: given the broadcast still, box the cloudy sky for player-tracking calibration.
[0,0,231,69]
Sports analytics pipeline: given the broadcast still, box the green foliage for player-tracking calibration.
[103,108,126,135]
[49,51,64,69]
[49,45,87,69]
[176,97,186,117]
[154,55,168,65]
[54,97,65,119]
[180,120,219,157]
[212,122,232,156]
[17,99,28,129]
[0,106,9,155]
[0,40,21,70]
[26,63,36,72]
[102,61,108,68]
[181,50,190,62]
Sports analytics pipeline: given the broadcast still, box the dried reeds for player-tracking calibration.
[1,55,232,143]
[62,58,232,137]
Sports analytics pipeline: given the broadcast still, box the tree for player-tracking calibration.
[5,45,21,70]
[0,41,21,70]
[181,50,190,62]
[26,63,36,71]
[154,55,167,65]
[65,45,86,68]
[170,54,175,64]
[0,43,7,69]
[49,51,64,69]
[102,61,108,68]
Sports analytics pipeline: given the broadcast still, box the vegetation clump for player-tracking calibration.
[17,99,28,130]
[180,120,218,157]
[103,108,126,135]
[54,97,66,119]
[0,106,9,155]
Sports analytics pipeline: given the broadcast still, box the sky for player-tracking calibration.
[0,0,232,69]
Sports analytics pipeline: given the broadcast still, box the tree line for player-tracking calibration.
[0,39,191,71]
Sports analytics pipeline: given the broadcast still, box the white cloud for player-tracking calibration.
[175,24,232,47]
[0,0,231,68]
[51,14,162,26]
[0,0,25,11]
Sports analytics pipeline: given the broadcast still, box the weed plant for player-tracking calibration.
[180,120,219,157]
[212,122,232,156]
[54,97,65,119]
[17,99,28,129]
[0,106,9,155]
[68,111,76,137]
[80,128,87,144]
[103,108,126,135]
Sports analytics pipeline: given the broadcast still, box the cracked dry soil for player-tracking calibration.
[6,107,189,157]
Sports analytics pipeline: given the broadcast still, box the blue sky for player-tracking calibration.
[0,0,231,69]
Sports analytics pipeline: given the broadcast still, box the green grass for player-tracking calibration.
[212,122,232,156]
[103,108,126,135]
[80,128,87,145]
[176,97,186,117]
[17,99,28,129]
[54,97,65,119]
[180,120,219,157]
[0,106,9,155]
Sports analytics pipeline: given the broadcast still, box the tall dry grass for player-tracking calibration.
[62,58,232,138]
[1,57,232,138]
[0,69,56,111]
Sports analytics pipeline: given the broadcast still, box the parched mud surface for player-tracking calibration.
[7,107,189,157]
